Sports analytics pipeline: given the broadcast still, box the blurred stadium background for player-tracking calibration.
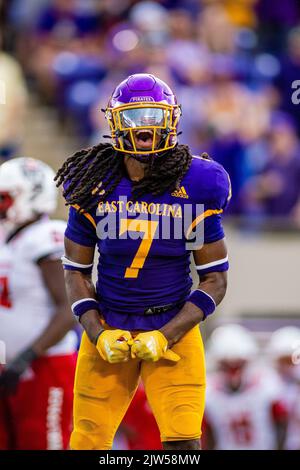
[1,0,300,450]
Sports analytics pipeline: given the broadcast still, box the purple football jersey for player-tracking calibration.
[65,156,231,330]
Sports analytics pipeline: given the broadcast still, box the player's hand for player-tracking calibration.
[96,329,133,363]
[129,330,180,362]
[0,347,37,395]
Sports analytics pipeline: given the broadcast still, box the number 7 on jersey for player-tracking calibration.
[119,219,158,279]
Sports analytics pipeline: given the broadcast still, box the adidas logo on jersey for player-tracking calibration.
[171,186,189,199]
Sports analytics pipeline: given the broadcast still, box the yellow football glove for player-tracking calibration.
[129,330,180,362]
[96,329,132,363]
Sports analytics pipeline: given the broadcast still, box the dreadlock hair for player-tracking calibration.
[55,143,208,213]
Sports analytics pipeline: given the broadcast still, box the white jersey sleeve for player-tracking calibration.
[24,219,66,262]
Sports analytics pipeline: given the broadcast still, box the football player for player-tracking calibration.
[0,158,77,450]
[203,324,287,450]
[55,73,231,450]
[267,327,300,450]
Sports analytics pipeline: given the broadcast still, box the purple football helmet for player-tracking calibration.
[105,73,181,157]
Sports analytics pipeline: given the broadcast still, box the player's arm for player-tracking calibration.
[64,236,133,363]
[30,256,76,355]
[160,238,228,347]
[61,204,104,344]
[63,236,102,345]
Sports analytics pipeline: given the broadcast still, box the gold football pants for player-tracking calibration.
[70,326,206,450]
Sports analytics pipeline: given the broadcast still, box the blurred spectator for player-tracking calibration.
[129,1,169,46]
[0,44,28,161]
[256,0,300,52]
[8,0,51,29]
[244,115,300,221]
[37,0,100,34]
[198,3,238,54]
[24,0,103,103]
